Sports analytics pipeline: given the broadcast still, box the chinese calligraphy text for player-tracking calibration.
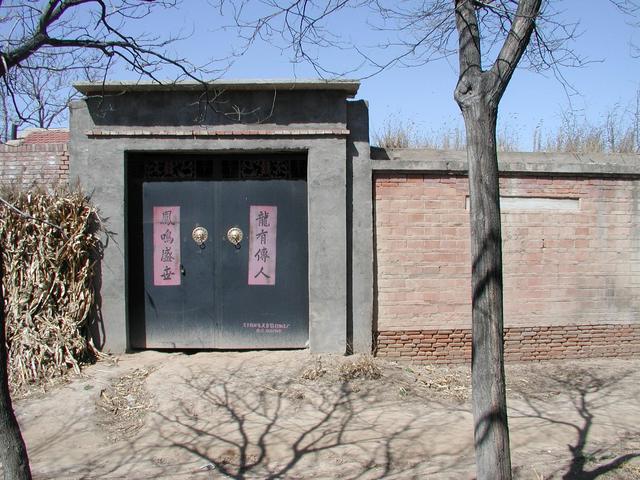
[153,206,181,286]
[248,205,277,285]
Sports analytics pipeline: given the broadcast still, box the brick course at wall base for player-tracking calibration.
[375,324,640,363]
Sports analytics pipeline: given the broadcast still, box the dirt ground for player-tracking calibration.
[10,351,640,479]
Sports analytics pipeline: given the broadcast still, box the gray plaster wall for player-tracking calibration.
[82,89,350,128]
[346,100,373,353]
[69,84,355,354]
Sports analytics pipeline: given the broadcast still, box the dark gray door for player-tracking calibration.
[139,179,309,349]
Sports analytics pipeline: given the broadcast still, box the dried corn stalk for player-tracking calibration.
[0,183,104,394]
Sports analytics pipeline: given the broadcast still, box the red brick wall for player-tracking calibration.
[374,173,640,362]
[0,143,69,186]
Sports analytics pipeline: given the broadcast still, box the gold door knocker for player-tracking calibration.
[192,226,208,248]
[227,227,243,248]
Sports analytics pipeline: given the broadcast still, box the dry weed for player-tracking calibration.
[418,364,470,401]
[338,355,382,381]
[301,357,327,380]
[96,368,153,440]
[300,354,382,383]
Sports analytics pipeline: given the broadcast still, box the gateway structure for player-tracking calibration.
[70,80,373,354]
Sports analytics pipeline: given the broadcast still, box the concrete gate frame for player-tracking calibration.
[70,80,373,355]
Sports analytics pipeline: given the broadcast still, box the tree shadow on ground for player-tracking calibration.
[143,364,472,479]
[510,368,639,480]
[18,360,473,479]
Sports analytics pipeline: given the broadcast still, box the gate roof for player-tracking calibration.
[74,79,360,96]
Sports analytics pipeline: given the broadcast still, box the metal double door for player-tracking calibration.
[139,179,309,349]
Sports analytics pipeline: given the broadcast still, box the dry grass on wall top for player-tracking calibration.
[0,184,104,395]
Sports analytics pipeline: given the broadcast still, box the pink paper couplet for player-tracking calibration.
[153,206,181,286]
[248,205,277,285]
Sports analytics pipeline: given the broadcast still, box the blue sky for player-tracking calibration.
[108,1,639,149]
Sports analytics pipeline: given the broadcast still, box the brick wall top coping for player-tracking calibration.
[372,147,640,177]
[0,142,67,152]
[74,79,360,96]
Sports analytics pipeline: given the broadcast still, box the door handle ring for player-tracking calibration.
[192,226,208,248]
[227,227,243,248]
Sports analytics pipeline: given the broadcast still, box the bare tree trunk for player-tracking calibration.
[453,0,543,475]
[462,99,512,480]
[0,245,32,480]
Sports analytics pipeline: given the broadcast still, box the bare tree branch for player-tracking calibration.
[0,195,66,237]
[454,0,482,105]
[489,0,542,102]
[0,0,233,138]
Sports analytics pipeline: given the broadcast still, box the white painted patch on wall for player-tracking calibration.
[465,196,580,211]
